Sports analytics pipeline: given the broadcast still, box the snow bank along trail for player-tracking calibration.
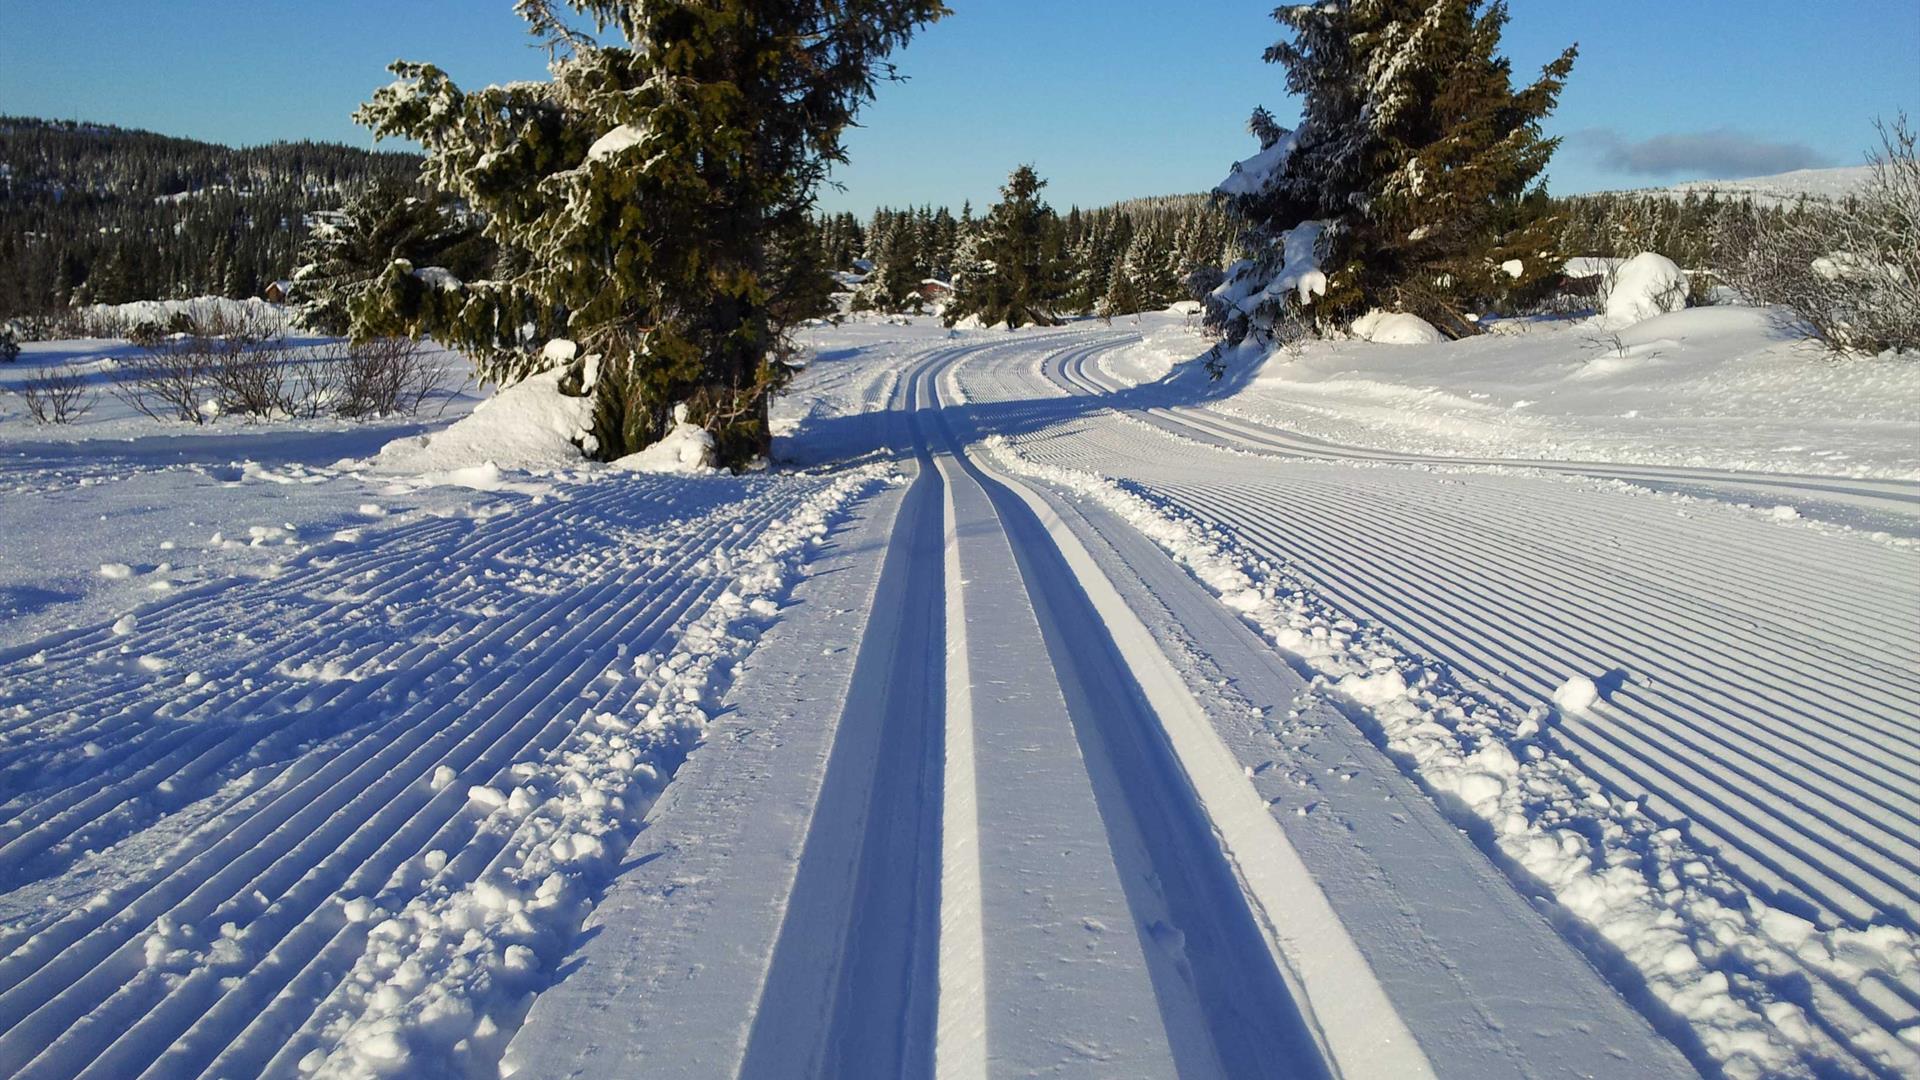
[0,464,885,1078]
[957,329,1920,1078]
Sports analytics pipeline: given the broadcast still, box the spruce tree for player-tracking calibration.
[292,180,491,336]
[944,165,1068,329]
[1209,0,1575,342]
[354,0,946,465]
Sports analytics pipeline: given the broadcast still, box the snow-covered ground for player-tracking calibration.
[3,305,1916,1079]
[1121,308,1920,488]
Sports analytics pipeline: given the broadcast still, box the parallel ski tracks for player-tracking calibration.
[736,336,1424,1080]
[0,471,855,1079]
[952,331,1920,1077]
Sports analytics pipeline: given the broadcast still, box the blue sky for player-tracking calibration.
[2,1,1914,212]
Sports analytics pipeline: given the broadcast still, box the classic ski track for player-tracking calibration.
[1036,349,1920,922]
[0,467,867,1079]
[740,333,1427,1079]
[1016,343,1920,926]
[943,329,1920,1076]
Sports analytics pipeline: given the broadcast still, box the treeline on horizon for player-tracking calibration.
[0,114,1820,324]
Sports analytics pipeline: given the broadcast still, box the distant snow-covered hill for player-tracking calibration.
[1594,165,1872,206]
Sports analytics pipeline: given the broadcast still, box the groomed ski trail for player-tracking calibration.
[0,467,885,1079]
[962,329,1920,1079]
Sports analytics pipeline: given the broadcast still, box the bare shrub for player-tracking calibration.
[104,325,454,425]
[0,327,20,363]
[111,340,213,423]
[191,304,284,346]
[337,337,456,418]
[15,369,97,425]
[207,338,293,419]
[1719,116,1920,355]
[284,345,346,420]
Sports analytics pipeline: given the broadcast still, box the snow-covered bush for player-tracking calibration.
[0,325,20,363]
[1601,253,1689,325]
[1718,117,1920,354]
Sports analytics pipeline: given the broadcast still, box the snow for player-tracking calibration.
[961,326,1920,1078]
[1114,306,1920,482]
[6,305,1917,1080]
[1213,220,1330,319]
[1602,252,1690,325]
[1216,130,1300,198]
[1598,164,1874,208]
[610,405,717,475]
[410,265,463,292]
[1550,673,1601,712]
[1350,310,1445,345]
[585,124,646,163]
[363,367,592,478]
[78,295,291,333]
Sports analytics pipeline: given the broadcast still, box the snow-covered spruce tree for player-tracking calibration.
[1208,0,1575,343]
[854,213,928,313]
[944,165,1069,329]
[354,0,946,465]
[292,180,493,337]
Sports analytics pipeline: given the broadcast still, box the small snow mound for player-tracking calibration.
[1551,674,1602,713]
[612,405,717,475]
[1602,253,1689,325]
[367,368,592,476]
[1768,505,1802,522]
[1351,310,1446,346]
[99,563,134,580]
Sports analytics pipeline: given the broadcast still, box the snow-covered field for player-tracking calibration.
[2,305,1916,1079]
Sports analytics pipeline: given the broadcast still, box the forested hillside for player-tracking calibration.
[0,117,418,319]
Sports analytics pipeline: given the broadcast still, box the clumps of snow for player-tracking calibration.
[611,405,717,475]
[1350,310,1446,346]
[294,465,888,1079]
[982,435,1920,1080]
[586,124,647,163]
[410,266,463,292]
[1217,130,1300,199]
[1501,259,1526,279]
[364,368,593,478]
[98,562,134,580]
[1550,674,1602,713]
[1602,253,1690,326]
[1212,220,1330,319]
